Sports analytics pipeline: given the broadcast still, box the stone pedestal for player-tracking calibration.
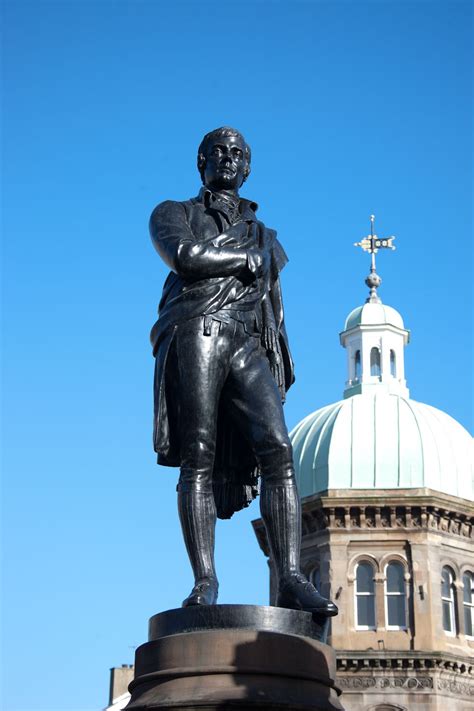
[126,605,344,710]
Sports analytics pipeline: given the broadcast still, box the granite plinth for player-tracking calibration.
[126,605,344,711]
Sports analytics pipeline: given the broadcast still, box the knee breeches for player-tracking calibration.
[169,317,295,492]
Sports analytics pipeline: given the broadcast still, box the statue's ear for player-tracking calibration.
[197,152,206,175]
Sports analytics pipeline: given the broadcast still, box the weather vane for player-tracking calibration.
[354,215,395,304]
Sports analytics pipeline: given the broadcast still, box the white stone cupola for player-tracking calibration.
[340,215,410,399]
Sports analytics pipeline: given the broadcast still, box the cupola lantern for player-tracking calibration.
[340,216,410,399]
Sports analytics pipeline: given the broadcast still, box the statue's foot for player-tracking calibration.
[277,573,338,617]
[182,577,219,607]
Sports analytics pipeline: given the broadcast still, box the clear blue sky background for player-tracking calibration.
[2,1,472,709]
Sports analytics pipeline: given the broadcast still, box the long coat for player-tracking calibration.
[150,191,295,518]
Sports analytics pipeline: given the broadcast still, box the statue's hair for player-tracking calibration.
[197,126,251,183]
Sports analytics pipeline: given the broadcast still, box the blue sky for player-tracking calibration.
[2,1,472,709]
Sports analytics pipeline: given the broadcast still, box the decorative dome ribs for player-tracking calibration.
[291,393,473,500]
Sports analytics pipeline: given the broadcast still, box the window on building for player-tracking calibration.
[354,350,361,380]
[385,562,407,629]
[370,347,381,377]
[441,566,457,634]
[311,566,321,592]
[355,561,376,629]
[390,349,396,377]
[463,571,474,637]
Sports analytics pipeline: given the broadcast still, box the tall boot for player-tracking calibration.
[260,479,338,617]
[260,478,301,579]
[177,486,219,606]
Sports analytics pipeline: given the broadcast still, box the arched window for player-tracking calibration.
[463,571,474,637]
[385,562,407,629]
[311,566,321,592]
[390,350,396,377]
[354,350,361,380]
[441,566,457,634]
[370,347,381,377]
[355,561,376,629]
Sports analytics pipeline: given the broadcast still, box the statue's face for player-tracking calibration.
[203,134,248,191]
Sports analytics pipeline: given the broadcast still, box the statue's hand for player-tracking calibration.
[263,326,286,400]
[247,247,271,279]
[212,221,249,248]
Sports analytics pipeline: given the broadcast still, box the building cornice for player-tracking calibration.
[336,649,474,672]
[303,487,474,512]
[300,488,474,538]
[336,651,474,699]
[252,488,474,557]
[339,321,409,342]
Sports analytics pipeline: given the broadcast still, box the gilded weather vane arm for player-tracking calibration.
[354,215,396,304]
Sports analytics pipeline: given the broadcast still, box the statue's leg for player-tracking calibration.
[259,475,301,582]
[177,483,218,606]
[173,318,230,606]
[224,327,337,616]
[260,476,337,615]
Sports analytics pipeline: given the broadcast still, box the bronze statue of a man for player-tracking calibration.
[150,127,337,616]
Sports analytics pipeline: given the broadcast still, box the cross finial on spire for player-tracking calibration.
[354,215,396,303]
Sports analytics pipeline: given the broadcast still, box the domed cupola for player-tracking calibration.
[341,215,409,400]
[341,300,409,399]
[291,217,473,501]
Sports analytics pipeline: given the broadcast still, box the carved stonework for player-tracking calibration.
[381,507,391,527]
[390,677,433,690]
[449,519,460,535]
[395,507,405,527]
[338,676,433,691]
[299,500,474,538]
[411,507,422,527]
[437,677,474,697]
[338,677,376,689]
[365,507,376,528]
[302,511,320,534]
[350,507,360,528]
[337,653,474,702]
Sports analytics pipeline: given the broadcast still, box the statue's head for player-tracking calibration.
[197,127,251,191]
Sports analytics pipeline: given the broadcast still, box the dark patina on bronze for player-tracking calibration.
[150,127,337,616]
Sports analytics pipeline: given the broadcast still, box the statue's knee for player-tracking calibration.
[180,431,216,472]
[279,438,293,459]
[258,436,295,482]
[178,467,213,493]
[272,436,294,466]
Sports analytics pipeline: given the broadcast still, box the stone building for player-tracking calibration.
[253,242,474,710]
[105,665,134,711]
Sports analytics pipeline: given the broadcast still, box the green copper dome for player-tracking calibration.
[291,393,473,501]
